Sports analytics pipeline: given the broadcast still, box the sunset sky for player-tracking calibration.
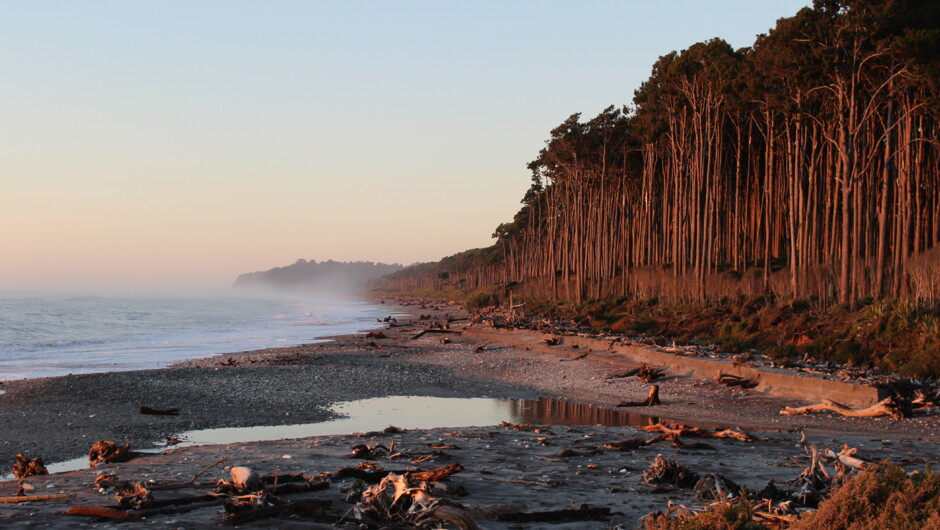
[1,1,809,292]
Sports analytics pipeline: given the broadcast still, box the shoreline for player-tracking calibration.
[1,298,938,527]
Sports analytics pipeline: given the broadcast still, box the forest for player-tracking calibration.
[381,0,940,308]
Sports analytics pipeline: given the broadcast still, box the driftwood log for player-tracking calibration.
[410,329,460,340]
[0,494,74,504]
[63,505,144,522]
[497,505,611,523]
[780,396,909,419]
[643,423,754,442]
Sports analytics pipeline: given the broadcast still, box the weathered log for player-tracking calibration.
[133,499,225,518]
[410,329,460,340]
[825,445,869,470]
[411,463,463,482]
[137,406,180,416]
[269,480,329,495]
[496,504,610,522]
[780,397,909,419]
[63,505,144,521]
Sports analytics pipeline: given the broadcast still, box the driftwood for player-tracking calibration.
[411,463,464,482]
[496,504,611,522]
[356,473,479,530]
[0,493,74,504]
[715,373,758,389]
[88,441,134,467]
[642,424,754,442]
[825,445,869,470]
[617,385,661,407]
[780,396,909,419]
[137,406,180,416]
[12,453,48,478]
[410,329,460,340]
[63,505,144,522]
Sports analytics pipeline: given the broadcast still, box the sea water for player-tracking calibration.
[0,291,390,381]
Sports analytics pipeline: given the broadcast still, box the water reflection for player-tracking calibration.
[510,396,720,430]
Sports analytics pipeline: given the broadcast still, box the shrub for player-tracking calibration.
[792,463,940,530]
[464,289,499,310]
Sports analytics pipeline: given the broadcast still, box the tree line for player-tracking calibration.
[381,0,940,306]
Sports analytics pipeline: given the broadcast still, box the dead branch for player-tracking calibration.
[0,493,74,504]
[780,396,910,419]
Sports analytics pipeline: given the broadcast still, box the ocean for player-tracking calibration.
[0,291,388,381]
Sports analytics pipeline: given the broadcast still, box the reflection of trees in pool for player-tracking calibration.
[508,397,721,429]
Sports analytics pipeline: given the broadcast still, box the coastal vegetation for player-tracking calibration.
[375,0,940,377]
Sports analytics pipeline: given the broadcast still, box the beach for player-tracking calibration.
[1,299,938,527]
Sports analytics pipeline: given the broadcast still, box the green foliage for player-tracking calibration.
[465,289,500,310]
[792,463,940,530]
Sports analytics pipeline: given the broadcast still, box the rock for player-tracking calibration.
[230,466,261,492]
[694,473,741,500]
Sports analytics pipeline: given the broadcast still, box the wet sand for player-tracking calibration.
[1,299,937,527]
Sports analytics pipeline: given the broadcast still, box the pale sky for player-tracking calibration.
[0,1,809,291]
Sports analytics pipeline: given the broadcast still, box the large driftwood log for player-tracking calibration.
[780,397,909,419]
[63,505,144,521]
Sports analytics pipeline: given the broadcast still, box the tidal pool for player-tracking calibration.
[22,395,714,477]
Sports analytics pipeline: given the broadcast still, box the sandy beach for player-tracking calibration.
[1,299,938,528]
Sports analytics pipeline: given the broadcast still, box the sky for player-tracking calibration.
[0,0,810,292]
